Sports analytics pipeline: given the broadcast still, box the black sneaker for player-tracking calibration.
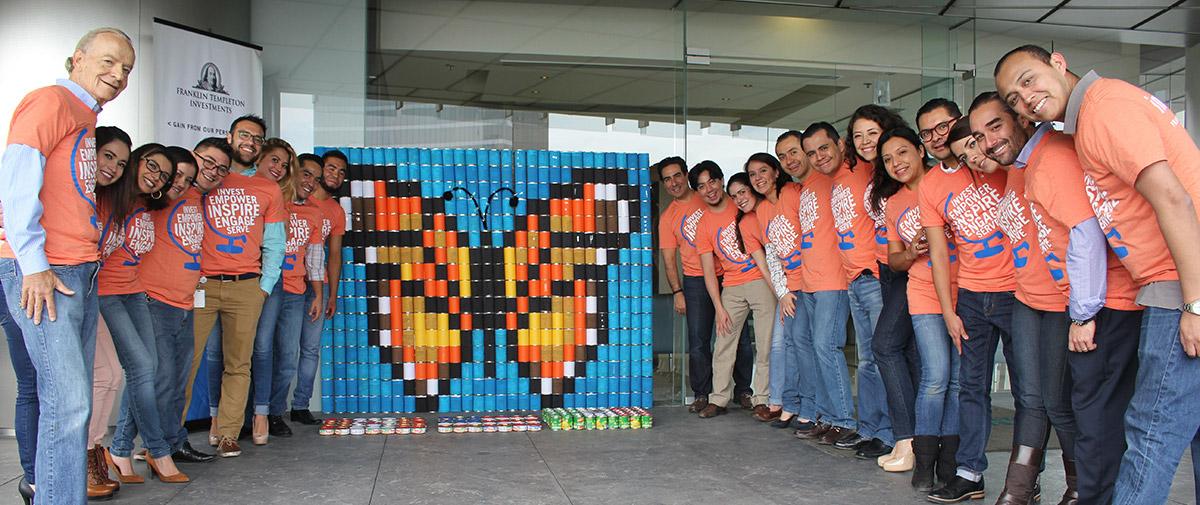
[267,415,293,437]
[854,439,893,459]
[927,476,985,503]
[290,409,322,425]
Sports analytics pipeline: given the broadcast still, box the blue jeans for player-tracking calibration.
[912,314,960,436]
[251,283,305,415]
[1,279,38,484]
[147,298,194,452]
[803,290,853,429]
[0,259,99,505]
[101,293,172,459]
[291,284,325,411]
[956,288,1044,477]
[848,274,892,444]
[205,322,222,417]
[873,263,919,440]
[1114,306,1200,505]
[1008,301,1055,448]
[782,289,816,419]
[768,302,787,406]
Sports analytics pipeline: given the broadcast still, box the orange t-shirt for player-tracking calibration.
[695,202,763,288]
[918,162,1015,293]
[98,207,155,296]
[141,188,205,309]
[797,173,848,292]
[312,194,346,241]
[1071,77,1200,287]
[997,166,1068,311]
[754,182,804,291]
[868,188,890,266]
[658,192,717,278]
[1,85,100,265]
[1024,131,1140,311]
[831,158,880,281]
[199,172,287,276]
[887,185,958,314]
[282,200,324,295]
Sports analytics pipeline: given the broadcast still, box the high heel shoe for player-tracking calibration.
[252,414,269,445]
[17,477,33,505]
[145,456,190,483]
[209,421,220,446]
[103,448,145,484]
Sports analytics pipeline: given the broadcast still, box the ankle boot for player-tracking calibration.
[935,435,960,486]
[1059,456,1078,505]
[995,445,1043,505]
[90,445,120,492]
[912,435,939,492]
[86,446,116,499]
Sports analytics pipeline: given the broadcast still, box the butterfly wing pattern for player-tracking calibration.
[316,147,654,414]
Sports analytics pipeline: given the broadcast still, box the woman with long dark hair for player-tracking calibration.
[850,105,922,471]
[874,126,961,492]
[97,143,189,484]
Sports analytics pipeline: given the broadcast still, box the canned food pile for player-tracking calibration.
[541,407,653,431]
[319,417,427,436]
[436,415,544,433]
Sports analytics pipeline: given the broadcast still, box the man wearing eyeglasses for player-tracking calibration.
[184,125,287,458]
[226,115,265,176]
[140,138,233,468]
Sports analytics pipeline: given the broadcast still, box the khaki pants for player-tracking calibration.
[710,279,777,407]
[182,277,265,439]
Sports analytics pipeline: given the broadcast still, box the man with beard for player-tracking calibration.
[287,150,348,424]
[226,115,265,176]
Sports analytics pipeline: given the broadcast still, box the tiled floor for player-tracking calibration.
[0,407,1194,504]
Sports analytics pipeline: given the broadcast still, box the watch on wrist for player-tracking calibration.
[1182,298,1200,316]
[1070,316,1095,327]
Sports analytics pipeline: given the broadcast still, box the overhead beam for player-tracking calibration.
[938,0,956,16]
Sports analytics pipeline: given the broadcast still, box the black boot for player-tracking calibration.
[1059,455,1078,505]
[936,435,960,486]
[912,435,939,492]
[995,445,1043,505]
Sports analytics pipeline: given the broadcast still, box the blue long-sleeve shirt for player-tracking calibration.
[1016,122,1107,321]
[0,79,100,275]
[260,221,284,293]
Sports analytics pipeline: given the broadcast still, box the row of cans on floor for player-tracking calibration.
[436,415,544,433]
[542,407,653,431]
[318,417,428,436]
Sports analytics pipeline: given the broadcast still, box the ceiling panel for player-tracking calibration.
[943,6,1049,23]
[1042,8,1163,29]
[841,0,946,15]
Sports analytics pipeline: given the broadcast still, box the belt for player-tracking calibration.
[201,272,261,282]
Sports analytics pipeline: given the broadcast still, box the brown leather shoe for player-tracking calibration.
[995,445,1043,504]
[794,421,830,440]
[737,391,754,410]
[88,444,119,493]
[217,436,242,458]
[818,426,856,445]
[687,395,709,413]
[752,405,779,422]
[698,403,728,418]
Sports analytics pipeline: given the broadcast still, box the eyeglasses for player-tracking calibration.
[144,158,171,183]
[919,117,960,142]
[194,151,231,176]
[236,130,265,145]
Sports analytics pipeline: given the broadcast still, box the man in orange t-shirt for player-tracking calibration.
[801,122,894,459]
[0,27,134,504]
[996,44,1200,505]
[690,162,777,418]
[656,156,752,412]
[777,131,856,446]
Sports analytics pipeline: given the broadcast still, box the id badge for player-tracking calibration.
[194,289,206,309]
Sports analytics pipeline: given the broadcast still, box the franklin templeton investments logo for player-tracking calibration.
[170,61,247,134]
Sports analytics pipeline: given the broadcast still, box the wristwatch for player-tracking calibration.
[1070,316,1095,327]
[1182,298,1200,316]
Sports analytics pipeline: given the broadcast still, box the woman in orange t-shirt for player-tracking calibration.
[874,127,961,491]
[850,105,922,470]
[97,143,190,483]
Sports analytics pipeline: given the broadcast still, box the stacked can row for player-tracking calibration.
[318,417,427,436]
[542,407,653,431]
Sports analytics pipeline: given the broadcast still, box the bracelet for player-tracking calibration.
[671,288,683,295]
